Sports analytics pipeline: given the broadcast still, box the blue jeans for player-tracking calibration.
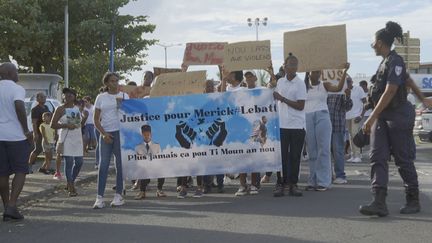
[95,128,100,166]
[331,131,346,179]
[306,110,332,187]
[64,156,83,183]
[97,131,123,196]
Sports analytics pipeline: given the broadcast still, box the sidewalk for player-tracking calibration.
[18,151,99,204]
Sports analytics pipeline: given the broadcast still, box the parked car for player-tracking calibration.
[417,107,432,142]
[25,97,61,132]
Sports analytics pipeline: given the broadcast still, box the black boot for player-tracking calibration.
[359,188,389,217]
[3,206,24,221]
[288,184,303,197]
[400,188,421,214]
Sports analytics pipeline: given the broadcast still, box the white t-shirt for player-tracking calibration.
[94,92,129,132]
[346,85,366,119]
[275,75,307,129]
[0,80,27,141]
[85,105,94,125]
[227,84,246,92]
[304,82,328,113]
[363,91,372,117]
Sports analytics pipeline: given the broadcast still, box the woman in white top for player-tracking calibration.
[51,88,84,197]
[93,72,129,209]
[304,63,349,191]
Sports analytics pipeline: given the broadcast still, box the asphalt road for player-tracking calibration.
[1,143,432,243]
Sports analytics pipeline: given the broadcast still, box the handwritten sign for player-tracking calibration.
[183,42,227,66]
[283,24,347,72]
[153,67,182,77]
[223,40,272,72]
[119,85,151,98]
[150,71,206,97]
[322,69,348,94]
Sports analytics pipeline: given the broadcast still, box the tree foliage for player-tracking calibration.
[0,0,156,98]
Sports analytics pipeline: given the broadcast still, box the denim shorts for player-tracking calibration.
[42,142,55,153]
[0,140,31,176]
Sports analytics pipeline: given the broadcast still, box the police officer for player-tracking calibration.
[359,21,420,217]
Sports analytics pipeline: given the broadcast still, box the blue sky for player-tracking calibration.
[120,0,432,83]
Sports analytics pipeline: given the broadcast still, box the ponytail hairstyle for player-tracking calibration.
[376,21,404,47]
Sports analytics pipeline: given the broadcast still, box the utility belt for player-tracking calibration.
[365,82,407,111]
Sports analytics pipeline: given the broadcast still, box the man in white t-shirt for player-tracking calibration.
[272,53,307,197]
[0,63,33,221]
[345,78,367,163]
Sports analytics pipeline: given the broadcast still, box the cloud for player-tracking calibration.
[120,0,432,82]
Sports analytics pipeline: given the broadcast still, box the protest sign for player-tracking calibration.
[283,24,347,72]
[119,89,281,179]
[119,85,151,98]
[322,69,348,94]
[223,40,272,72]
[150,71,206,97]
[183,42,227,66]
[153,67,182,77]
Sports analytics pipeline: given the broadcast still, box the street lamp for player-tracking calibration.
[156,43,182,68]
[247,17,268,41]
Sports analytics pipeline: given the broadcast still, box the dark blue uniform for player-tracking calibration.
[369,50,418,191]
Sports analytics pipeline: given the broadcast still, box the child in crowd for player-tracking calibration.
[39,112,56,175]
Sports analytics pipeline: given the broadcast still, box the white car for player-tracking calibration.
[25,97,61,132]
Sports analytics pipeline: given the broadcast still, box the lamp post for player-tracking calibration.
[156,43,182,68]
[247,17,268,41]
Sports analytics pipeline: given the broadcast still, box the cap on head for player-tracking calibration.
[244,70,256,77]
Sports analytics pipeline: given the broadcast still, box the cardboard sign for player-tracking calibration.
[183,42,227,66]
[283,25,347,72]
[119,85,151,98]
[223,40,272,72]
[150,71,206,97]
[321,69,348,94]
[153,67,182,77]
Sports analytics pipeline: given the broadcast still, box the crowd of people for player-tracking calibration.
[2,21,432,221]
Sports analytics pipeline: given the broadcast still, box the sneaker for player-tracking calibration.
[193,189,203,198]
[93,195,105,209]
[333,178,348,184]
[315,186,328,192]
[304,185,316,191]
[176,186,182,192]
[156,190,167,197]
[351,157,362,163]
[53,172,62,180]
[223,176,232,185]
[235,186,248,196]
[273,184,285,197]
[111,193,125,207]
[38,168,50,175]
[177,189,187,199]
[260,175,270,183]
[249,185,259,195]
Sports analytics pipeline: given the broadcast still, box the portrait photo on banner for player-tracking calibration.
[118,88,281,180]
